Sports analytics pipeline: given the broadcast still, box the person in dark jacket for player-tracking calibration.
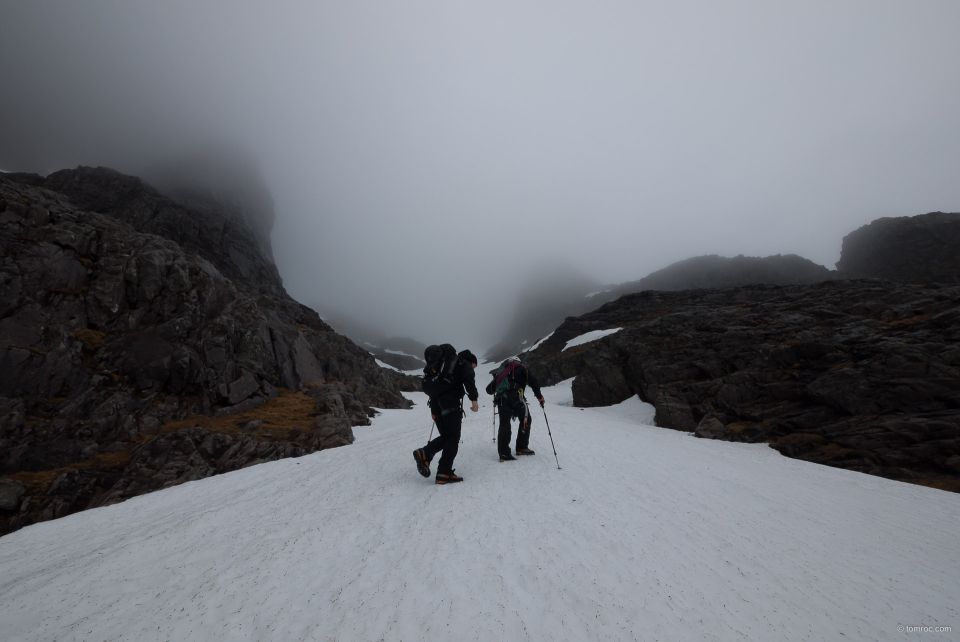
[413,349,479,484]
[488,360,544,461]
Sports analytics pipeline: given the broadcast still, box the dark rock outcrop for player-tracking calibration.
[836,212,960,284]
[522,280,960,492]
[485,254,835,362]
[0,167,411,536]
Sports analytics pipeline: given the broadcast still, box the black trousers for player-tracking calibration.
[424,410,462,475]
[497,398,532,455]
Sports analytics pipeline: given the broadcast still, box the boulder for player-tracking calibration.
[0,479,26,512]
[228,371,261,405]
[695,416,728,440]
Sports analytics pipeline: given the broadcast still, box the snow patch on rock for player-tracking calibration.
[522,331,554,353]
[375,359,401,372]
[563,327,622,351]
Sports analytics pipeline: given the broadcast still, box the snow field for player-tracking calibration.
[0,383,958,641]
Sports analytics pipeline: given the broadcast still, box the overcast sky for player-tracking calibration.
[2,1,959,350]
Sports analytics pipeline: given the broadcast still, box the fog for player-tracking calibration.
[2,1,959,351]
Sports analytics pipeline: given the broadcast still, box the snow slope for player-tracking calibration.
[1,385,958,641]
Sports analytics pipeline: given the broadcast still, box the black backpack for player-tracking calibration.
[422,344,460,399]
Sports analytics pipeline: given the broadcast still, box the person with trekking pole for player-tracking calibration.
[485,358,544,462]
[412,345,479,484]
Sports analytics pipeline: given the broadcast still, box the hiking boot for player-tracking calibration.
[413,449,430,478]
[499,453,517,462]
[516,447,535,456]
[435,471,463,484]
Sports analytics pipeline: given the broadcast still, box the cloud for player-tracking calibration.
[2,0,959,349]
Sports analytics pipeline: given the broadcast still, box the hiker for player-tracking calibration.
[413,345,479,484]
[486,358,544,461]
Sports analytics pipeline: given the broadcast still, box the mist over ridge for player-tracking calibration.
[2,1,959,352]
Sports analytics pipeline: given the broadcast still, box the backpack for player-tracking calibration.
[422,344,460,399]
[487,359,523,404]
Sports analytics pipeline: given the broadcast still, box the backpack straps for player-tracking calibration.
[494,360,520,388]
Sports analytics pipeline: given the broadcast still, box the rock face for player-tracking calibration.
[0,167,411,536]
[485,254,835,362]
[836,212,960,284]
[522,280,960,491]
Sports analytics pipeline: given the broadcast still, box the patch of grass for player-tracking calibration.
[827,361,855,373]
[9,449,134,495]
[74,328,105,350]
[726,421,752,434]
[74,329,106,368]
[886,313,936,328]
[12,345,47,355]
[817,443,857,458]
[772,433,825,447]
[8,390,319,496]
[160,389,316,441]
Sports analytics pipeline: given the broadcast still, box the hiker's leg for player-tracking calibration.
[423,417,444,461]
[435,412,462,475]
[516,403,533,450]
[497,402,514,455]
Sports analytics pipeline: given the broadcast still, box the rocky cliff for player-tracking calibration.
[0,167,411,536]
[836,211,960,284]
[521,280,960,492]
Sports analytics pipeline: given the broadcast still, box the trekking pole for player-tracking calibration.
[540,405,561,469]
[492,405,497,442]
[428,419,435,442]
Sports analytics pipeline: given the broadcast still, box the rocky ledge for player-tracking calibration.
[522,280,960,492]
[0,168,411,536]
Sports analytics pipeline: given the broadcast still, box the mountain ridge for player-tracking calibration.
[485,253,836,361]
